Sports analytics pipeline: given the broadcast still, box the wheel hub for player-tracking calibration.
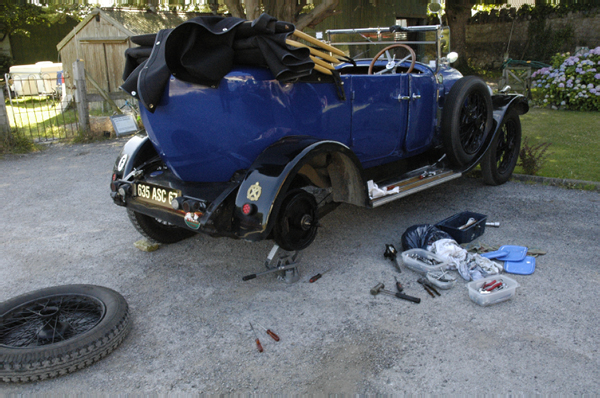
[274,190,319,252]
[35,306,72,341]
[300,214,313,231]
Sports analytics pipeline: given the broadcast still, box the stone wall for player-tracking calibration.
[465,11,600,69]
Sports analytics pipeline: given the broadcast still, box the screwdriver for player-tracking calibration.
[255,322,280,341]
[393,277,422,303]
[249,322,263,353]
[394,276,403,293]
[309,268,331,283]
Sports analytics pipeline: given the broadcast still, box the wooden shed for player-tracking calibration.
[56,8,205,99]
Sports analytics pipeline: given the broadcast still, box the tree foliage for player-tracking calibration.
[0,3,47,42]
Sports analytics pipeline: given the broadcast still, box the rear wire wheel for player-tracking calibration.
[0,285,130,383]
[127,209,195,244]
[273,189,319,251]
[481,109,522,185]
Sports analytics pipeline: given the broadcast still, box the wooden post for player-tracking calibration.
[73,59,90,132]
[0,88,12,136]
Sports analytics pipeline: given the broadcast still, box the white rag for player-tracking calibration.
[368,180,400,199]
[430,238,502,281]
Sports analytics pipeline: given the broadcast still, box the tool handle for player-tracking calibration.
[395,292,421,303]
[255,338,264,352]
[423,286,435,298]
[394,276,403,292]
[309,273,322,283]
[242,274,257,281]
[485,281,503,291]
[395,282,403,293]
[266,330,280,341]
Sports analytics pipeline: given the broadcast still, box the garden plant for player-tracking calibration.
[532,46,600,111]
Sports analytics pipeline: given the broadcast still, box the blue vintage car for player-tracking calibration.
[111,12,528,252]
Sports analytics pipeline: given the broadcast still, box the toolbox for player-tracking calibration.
[436,211,487,244]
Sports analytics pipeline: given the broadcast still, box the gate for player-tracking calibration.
[4,72,79,142]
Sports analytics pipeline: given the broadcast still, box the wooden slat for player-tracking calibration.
[293,30,346,57]
[313,64,333,75]
[310,56,335,70]
[286,39,342,64]
[78,36,129,43]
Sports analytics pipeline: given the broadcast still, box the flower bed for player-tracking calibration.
[532,47,600,111]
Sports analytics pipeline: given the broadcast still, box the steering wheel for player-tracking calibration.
[368,44,416,75]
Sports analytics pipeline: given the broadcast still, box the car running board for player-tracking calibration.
[370,170,462,208]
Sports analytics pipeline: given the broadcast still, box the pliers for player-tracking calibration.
[417,277,441,297]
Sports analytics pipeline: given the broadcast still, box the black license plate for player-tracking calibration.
[135,183,180,208]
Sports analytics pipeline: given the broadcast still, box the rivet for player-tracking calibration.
[222,27,228,31]
[149,104,154,109]
[131,91,137,96]
[156,41,160,45]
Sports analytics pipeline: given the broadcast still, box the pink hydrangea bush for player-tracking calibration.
[532,46,600,111]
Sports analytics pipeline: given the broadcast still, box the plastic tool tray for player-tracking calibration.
[467,275,520,306]
[401,248,448,275]
[436,211,487,244]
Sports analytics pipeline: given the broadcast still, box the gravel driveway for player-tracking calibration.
[1,139,599,394]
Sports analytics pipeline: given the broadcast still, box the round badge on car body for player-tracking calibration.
[247,182,262,201]
[117,154,128,171]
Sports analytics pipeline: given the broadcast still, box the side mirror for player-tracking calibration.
[446,52,458,64]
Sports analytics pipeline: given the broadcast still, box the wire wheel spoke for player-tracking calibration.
[496,121,517,173]
[0,295,105,348]
[459,93,487,154]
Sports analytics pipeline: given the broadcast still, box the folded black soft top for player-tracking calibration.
[121,13,314,112]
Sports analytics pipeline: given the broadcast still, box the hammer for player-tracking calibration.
[370,283,421,304]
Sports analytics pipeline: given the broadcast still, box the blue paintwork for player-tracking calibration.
[141,60,462,183]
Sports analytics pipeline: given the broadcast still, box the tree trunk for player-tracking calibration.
[224,0,339,31]
[445,0,473,74]
[246,0,261,20]
[224,0,245,18]
[295,0,339,30]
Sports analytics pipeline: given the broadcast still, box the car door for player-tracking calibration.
[404,73,437,154]
[350,74,409,165]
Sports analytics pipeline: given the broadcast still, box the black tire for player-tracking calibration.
[442,76,493,167]
[273,189,319,251]
[481,109,522,186]
[127,209,195,244]
[0,285,131,383]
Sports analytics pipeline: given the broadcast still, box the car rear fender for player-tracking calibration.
[112,134,157,179]
[462,94,529,174]
[233,136,368,241]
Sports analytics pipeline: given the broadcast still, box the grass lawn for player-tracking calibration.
[5,96,79,142]
[517,107,600,183]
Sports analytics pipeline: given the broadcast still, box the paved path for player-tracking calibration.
[1,140,599,394]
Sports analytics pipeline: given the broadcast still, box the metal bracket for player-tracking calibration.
[242,244,302,284]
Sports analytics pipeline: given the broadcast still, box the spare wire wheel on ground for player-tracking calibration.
[0,284,131,383]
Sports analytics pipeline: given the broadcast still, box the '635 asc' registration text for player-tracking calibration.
[135,183,180,208]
